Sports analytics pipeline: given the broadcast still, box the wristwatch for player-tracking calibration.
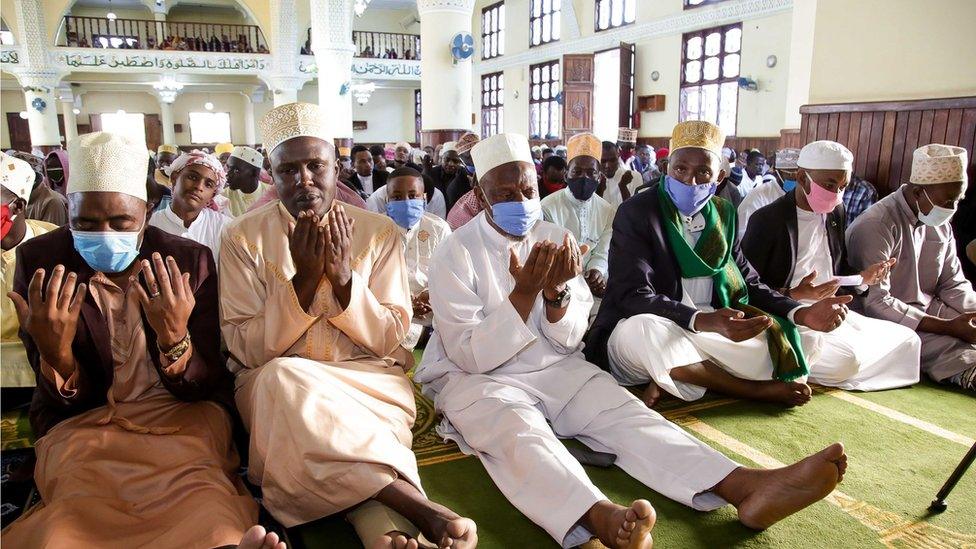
[543,287,571,309]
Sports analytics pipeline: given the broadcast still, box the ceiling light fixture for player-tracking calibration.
[106,12,117,20]
[72,108,81,115]
[116,109,126,115]
[354,0,372,17]
[18,111,28,119]
[204,101,214,111]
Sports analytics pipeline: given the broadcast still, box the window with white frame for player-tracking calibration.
[481,72,504,138]
[529,60,560,140]
[189,112,232,144]
[595,0,636,32]
[679,23,742,136]
[481,1,505,60]
[530,0,560,47]
[100,112,146,147]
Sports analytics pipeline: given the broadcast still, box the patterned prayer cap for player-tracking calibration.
[214,142,234,155]
[775,148,801,170]
[260,102,333,153]
[68,132,148,201]
[669,121,724,157]
[230,145,264,169]
[1,152,35,202]
[338,146,352,157]
[617,127,638,143]
[157,144,178,154]
[910,144,968,185]
[471,133,534,177]
[798,141,852,171]
[456,132,481,155]
[567,133,602,162]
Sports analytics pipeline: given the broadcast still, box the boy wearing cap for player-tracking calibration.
[1,153,59,387]
[4,132,275,549]
[223,145,272,217]
[417,131,848,549]
[221,103,477,547]
[589,121,854,408]
[848,144,975,390]
[742,141,920,391]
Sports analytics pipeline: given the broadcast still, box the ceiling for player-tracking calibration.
[365,0,417,10]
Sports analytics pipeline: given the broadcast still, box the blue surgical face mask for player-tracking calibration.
[664,175,717,216]
[488,195,542,237]
[71,229,142,273]
[386,198,426,230]
[782,179,797,192]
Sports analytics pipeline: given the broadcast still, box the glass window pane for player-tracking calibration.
[532,85,540,100]
[719,81,738,136]
[543,0,550,12]
[685,60,701,83]
[499,74,504,88]
[703,57,719,80]
[598,1,610,29]
[499,5,505,29]
[611,0,623,26]
[686,36,702,59]
[542,65,550,81]
[542,83,550,99]
[498,30,504,54]
[552,62,560,81]
[704,32,721,56]
[723,53,740,77]
[725,27,742,53]
[542,16,550,41]
[553,0,560,9]
[552,17,561,40]
[533,0,541,17]
[624,0,636,23]
[702,83,719,125]
[532,19,541,44]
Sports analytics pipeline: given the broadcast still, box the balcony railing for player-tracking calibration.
[58,15,268,53]
[346,31,420,60]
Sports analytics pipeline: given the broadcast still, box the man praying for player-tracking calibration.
[588,121,853,408]
[847,144,975,391]
[223,145,272,217]
[155,144,179,188]
[383,167,452,348]
[600,141,643,208]
[742,140,920,390]
[415,131,848,549]
[349,144,387,199]
[19,151,68,226]
[220,103,477,548]
[2,153,59,388]
[3,132,276,549]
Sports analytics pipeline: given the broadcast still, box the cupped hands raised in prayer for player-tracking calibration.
[288,204,356,311]
[795,294,854,332]
[787,270,840,301]
[131,253,195,350]
[7,265,86,379]
[508,233,589,320]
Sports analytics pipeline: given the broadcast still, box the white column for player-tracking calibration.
[21,79,63,148]
[310,0,355,140]
[243,92,258,146]
[59,88,79,144]
[13,0,65,149]
[267,0,305,107]
[418,0,476,142]
[159,100,176,144]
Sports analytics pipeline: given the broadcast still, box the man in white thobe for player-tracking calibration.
[741,141,920,391]
[416,132,848,549]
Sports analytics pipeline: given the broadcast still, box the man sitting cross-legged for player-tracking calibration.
[2,132,277,549]
[415,132,848,549]
[220,103,476,549]
[588,121,853,408]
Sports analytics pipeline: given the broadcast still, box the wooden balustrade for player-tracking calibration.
[59,15,268,53]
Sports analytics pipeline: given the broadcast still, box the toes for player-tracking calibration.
[239,525,267,549]
[407,539,419,549]
[263,532,280,549]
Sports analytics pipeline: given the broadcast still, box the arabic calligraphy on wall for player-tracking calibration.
[299,58,422,81]
[57,51,270,72]
[0,50,20,64]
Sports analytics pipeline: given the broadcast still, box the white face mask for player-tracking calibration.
[918,188,956,227]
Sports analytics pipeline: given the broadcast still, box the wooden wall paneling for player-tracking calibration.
[864,112,885,184]
[799,115,809,146]
[876,111,896,193]
[836,113,851,149]
[847,112,862,153]
[826,113,839,141]
[902,110,923,184]
[817,113,829,141]
[779,129,801,149]
[917,110,935,147]
[945,109,963,146]
[855,111,873,177]
[962,109,976,168]
[807,114,819,143]
[888,111,909,189]
[931,109,950,144]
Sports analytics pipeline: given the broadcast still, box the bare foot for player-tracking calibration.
[756,381,811,407]
[237,525,287,549]
[736,443,846,530]
[585,500,655,549]
[371,531,420,549]
[429,515,477,549]
[641,381,662,408]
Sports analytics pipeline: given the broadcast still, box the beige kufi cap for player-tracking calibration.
[471,133,534,177]
[1,153,35,202]
[260,102,333,153]
[669,121,724,156]
[798,140,853,171]
[230,145,264,169]
[617,127,638,143]
[567,133,602,162]
[67,132,148,201]
[910,144,968,185]
[157,144,178,154]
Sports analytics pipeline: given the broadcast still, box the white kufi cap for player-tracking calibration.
[1,152,35,202]
[230,145,264,169]
[797,140,853,171]
[68,132,148,201]
[471,133,535,178]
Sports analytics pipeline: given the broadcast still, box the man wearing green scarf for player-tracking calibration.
[586,121,852,408]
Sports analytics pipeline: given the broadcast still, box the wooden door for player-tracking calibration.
[6,113,31,152]
[618,42,636,128]
[144,114,162,153]
[562,53,594,139]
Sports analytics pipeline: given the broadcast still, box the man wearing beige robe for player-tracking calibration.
[220,102,476,549]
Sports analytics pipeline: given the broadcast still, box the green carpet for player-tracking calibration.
[3,376,973,548]
[294,380,976,548]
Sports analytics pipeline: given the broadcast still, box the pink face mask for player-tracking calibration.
[803,173,844,214]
